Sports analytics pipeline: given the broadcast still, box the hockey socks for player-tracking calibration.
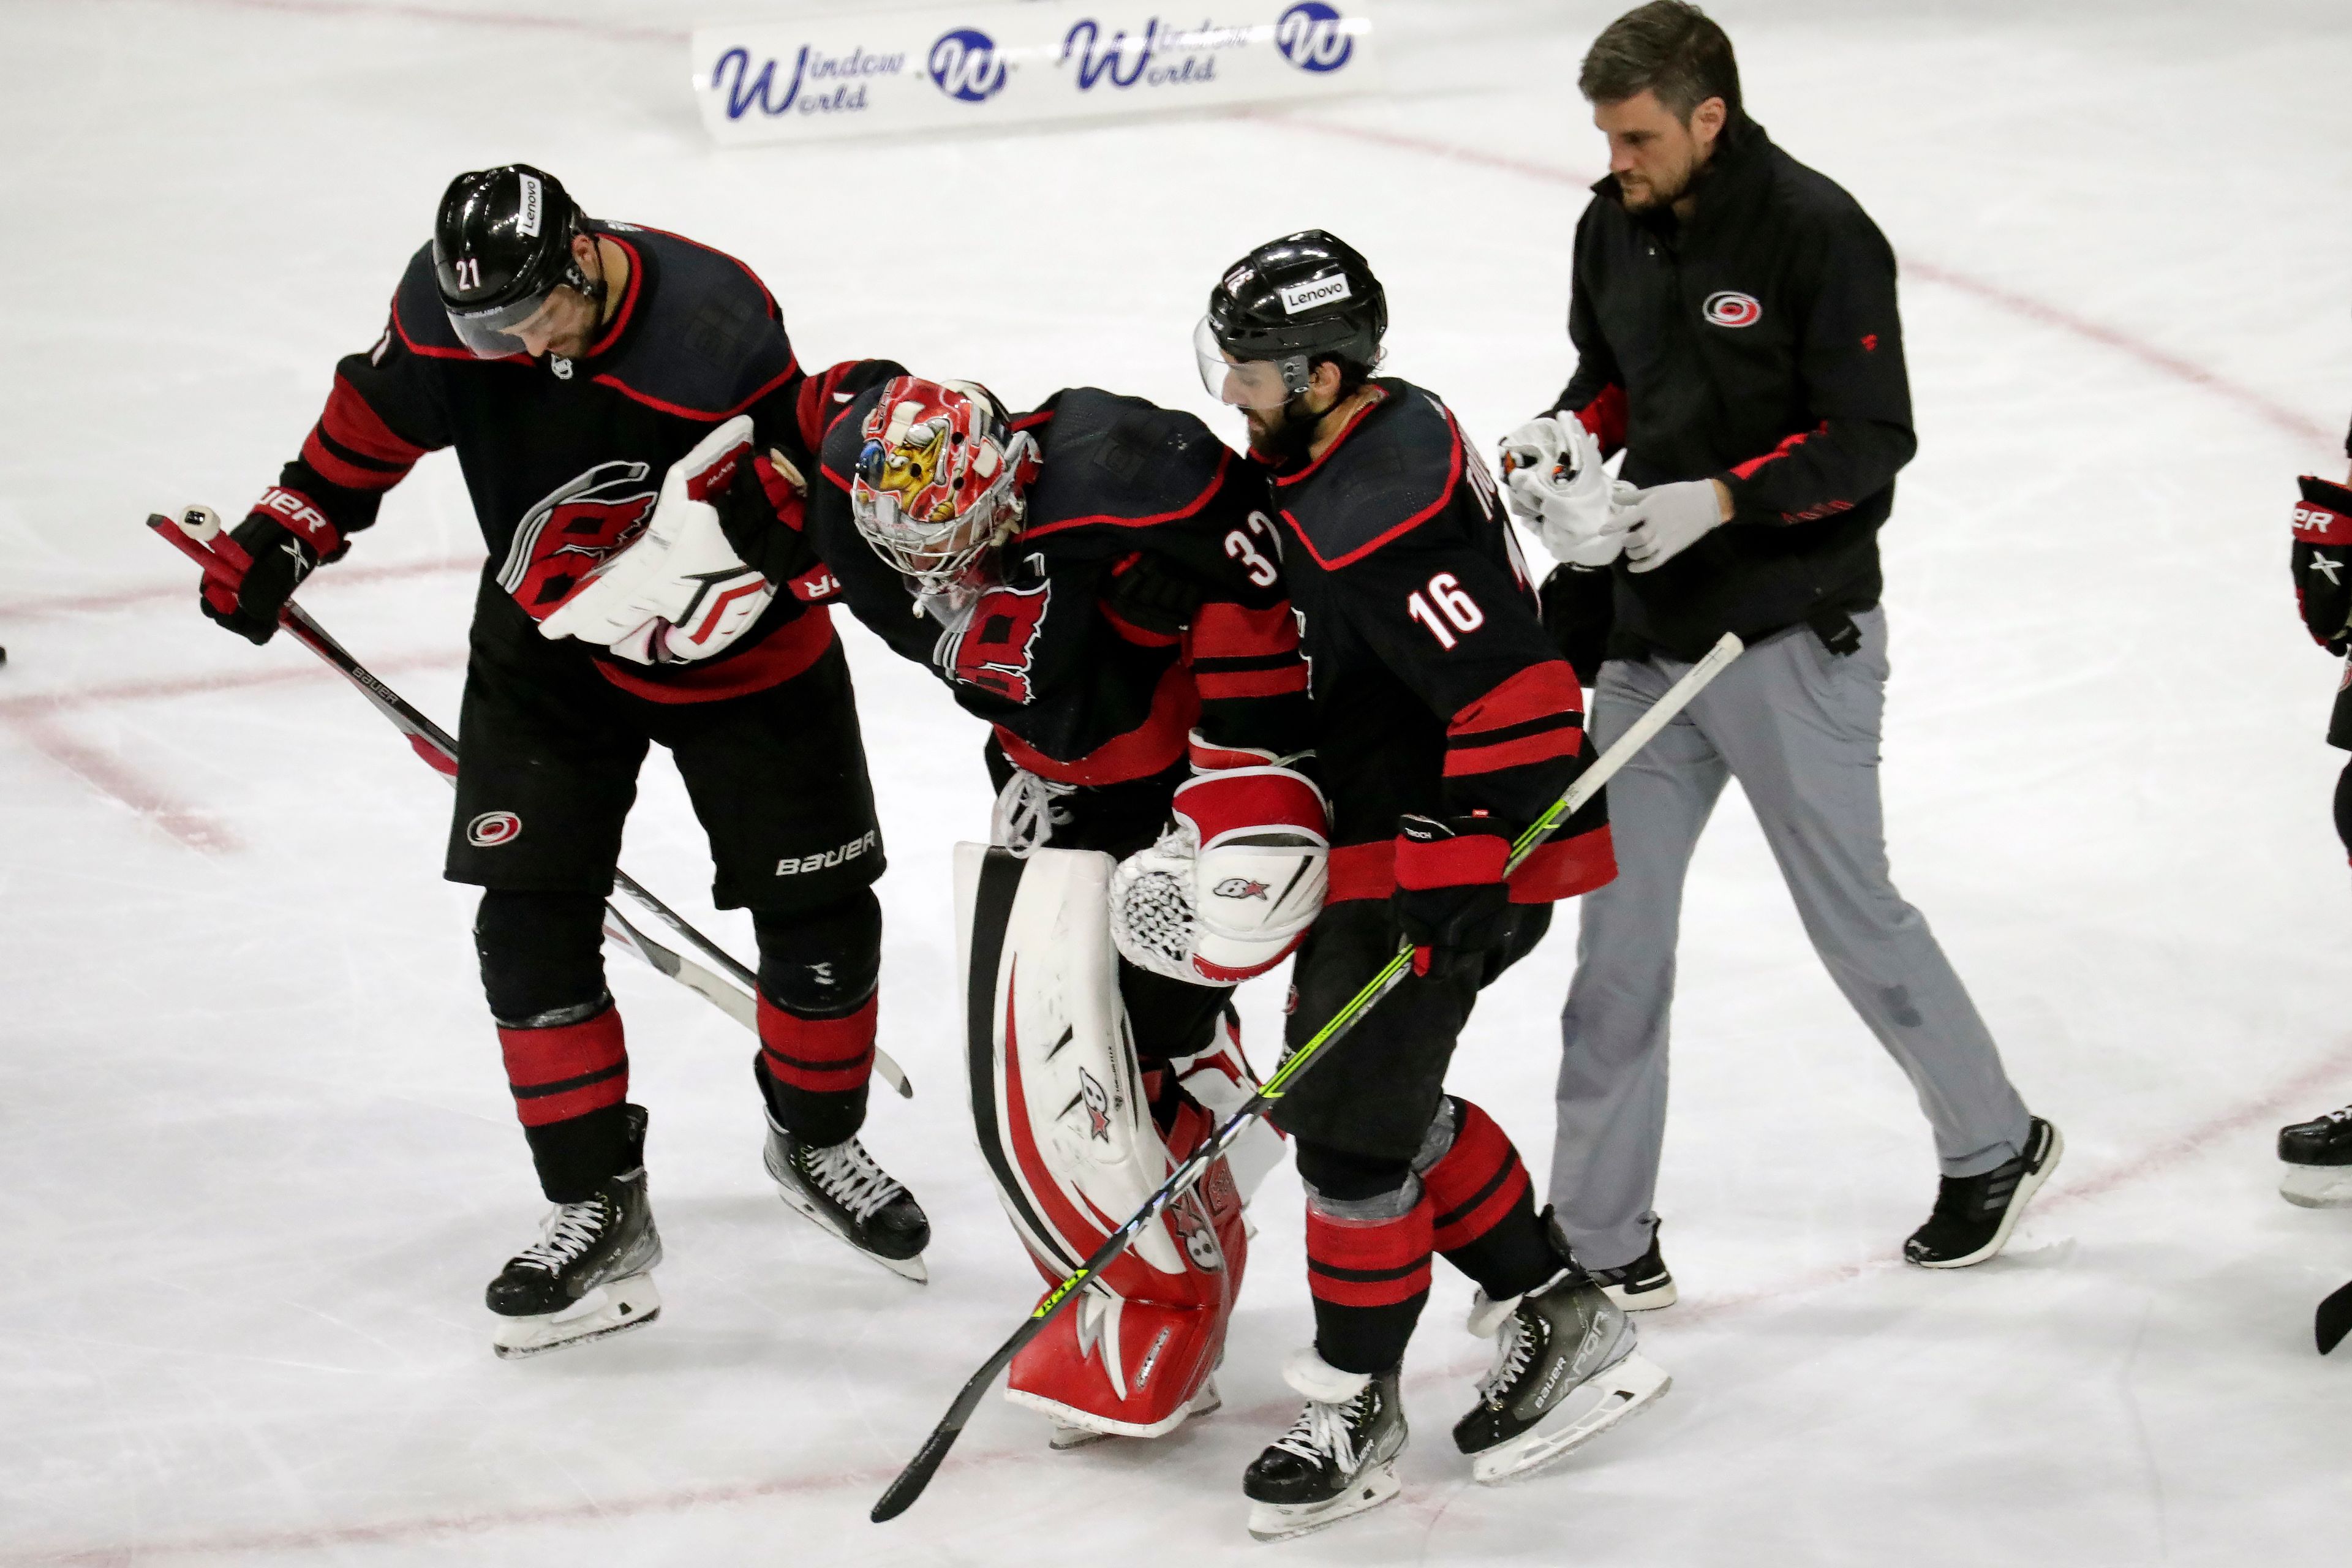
[499,1001,631,1204]
[1422,1097,1557,1301]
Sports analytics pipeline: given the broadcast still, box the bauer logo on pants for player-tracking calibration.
[777,828,878,876]
[467,810,522,847]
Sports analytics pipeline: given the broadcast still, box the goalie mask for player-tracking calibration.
[850,377,1041,598]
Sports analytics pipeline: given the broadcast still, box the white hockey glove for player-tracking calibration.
[1604,477,1731,573]
[1498,413,1633,569]
[1109,765,1329,986]
[538,415,776,664]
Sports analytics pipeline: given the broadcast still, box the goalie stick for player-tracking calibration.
[146,510,912,1099]
[870,630,1745,1521]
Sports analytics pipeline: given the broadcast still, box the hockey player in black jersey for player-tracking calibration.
[187,166,927,1357]
[1193,232,1668,1538]
[717,361,1324,1447]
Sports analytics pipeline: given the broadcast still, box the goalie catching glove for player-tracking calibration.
[2293,475,2352,655]
[1109,739,1329,986]
[1497,413,1634,570]
[538,415,778,665]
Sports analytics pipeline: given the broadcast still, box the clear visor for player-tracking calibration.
[851,431,1036,598]
[1194,317,1301,412]
[445,288,556,359]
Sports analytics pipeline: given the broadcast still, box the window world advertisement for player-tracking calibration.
[691,1,1381,146]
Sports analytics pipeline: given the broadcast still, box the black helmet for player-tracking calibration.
[432,165,598,358]
[1196,230,1387,409]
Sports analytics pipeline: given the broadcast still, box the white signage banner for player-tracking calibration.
[690,1,1380,146]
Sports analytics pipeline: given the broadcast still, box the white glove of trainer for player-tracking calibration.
[1497,413,1633,568]
[538,415,777,664]
[1604,478,1731,573]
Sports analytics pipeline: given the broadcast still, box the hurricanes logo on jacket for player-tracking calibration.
[1703,290,1763,328]
[497,461,659,616]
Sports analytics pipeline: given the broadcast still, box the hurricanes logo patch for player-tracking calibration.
[1703,291,1762,328]
[467,810,522,847]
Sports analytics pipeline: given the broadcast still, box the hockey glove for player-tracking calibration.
[2293,475,2352,654]
[1392,812,1513,981]
[1108,764,1329,985]
[1105,549,1208,638]
[712,445,840,605]
[538,415,777,664]
[1498,413,1630,568]
[1539,563,1615,689]
[1605,478,1730,573]
[193,499,327,646]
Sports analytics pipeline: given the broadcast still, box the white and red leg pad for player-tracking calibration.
[956,843,1250,1439]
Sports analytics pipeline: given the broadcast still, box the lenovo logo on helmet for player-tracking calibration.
[1280,273,1351,315]
[516,172,542,238]
[1703,290,1762,328]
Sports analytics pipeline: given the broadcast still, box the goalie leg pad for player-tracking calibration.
[956,844,1245,1438]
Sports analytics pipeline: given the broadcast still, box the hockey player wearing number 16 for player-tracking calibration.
[187,166,929,1358]
[1196,232,1665,1540]
[714,359,1324,1449]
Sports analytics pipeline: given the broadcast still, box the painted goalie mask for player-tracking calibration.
[850,377,1041,598]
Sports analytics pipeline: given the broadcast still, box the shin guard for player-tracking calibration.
[959,843,1247,1439]
[1420,1096,1556,1301]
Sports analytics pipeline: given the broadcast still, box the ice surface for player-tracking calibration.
[4,1,2351,1562]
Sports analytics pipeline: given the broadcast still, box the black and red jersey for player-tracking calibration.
[804,381,1311,785]
[1270,379,1613,904]
[260,221,840,703]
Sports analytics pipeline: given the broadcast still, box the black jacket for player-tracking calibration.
[1551,116,1915,662]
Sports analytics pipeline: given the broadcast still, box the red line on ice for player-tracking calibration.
[0,712,239,854]
[0,556,480,622]
[12,1032,2351,1564]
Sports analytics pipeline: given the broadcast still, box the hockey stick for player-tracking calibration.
[2318,1278,2352,1355]
[870,629,1744,1521]
[146,511,912,1099]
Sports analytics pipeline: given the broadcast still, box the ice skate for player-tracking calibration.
[1452,1269,1670,1483]
[1242,1351,1406,1541]
[763,1112,930,1282]
[2278,1102,2352,1207]
[1049,1374,1223,1451]
[1904,1116,2062,1267]
[486,1105,663,1359]
[1588,1219,1678,1311]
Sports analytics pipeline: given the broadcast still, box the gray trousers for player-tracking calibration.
[1548,608,2031,1270]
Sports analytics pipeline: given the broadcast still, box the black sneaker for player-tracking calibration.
[486,1104,663,1358]
[2279,1102,2352,1208]
[1904,1116,2062,1268]
[764,1114,931,1282]
[1588,1221,1677,1310]
[1243,1353,1407,1541]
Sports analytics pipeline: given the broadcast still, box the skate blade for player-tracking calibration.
[2279,1164,2352,1209]
[1911,1124,2067,1270]
[769,1175,929,1283]
[1600,1277,1679,1311]
[492,1273,662,1360]
[1469,1351,1670,1485]
[1246,1461,1400,1542]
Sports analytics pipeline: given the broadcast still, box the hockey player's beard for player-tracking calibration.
[1244,392,1322,469]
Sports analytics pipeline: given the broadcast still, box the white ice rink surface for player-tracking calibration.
[6,0,2352,1561]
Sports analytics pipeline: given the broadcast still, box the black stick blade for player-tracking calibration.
[872,1420,963,1522]
[2316,1279,2352,1355]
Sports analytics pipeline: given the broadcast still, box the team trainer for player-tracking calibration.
[1501,1,2059,1302]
